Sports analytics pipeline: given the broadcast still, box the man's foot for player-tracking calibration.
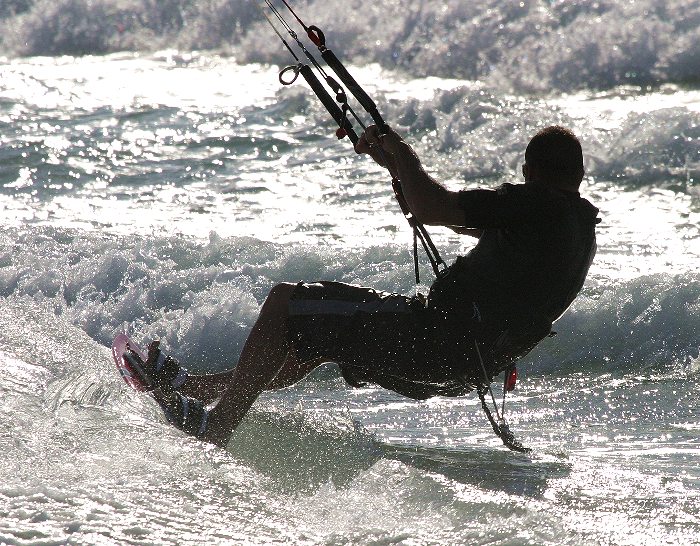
[156,390,210,438]
[122,340,188,395]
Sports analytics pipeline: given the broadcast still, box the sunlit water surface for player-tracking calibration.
[1,51,699,546]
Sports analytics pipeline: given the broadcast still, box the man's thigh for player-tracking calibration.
[286,281,419,366]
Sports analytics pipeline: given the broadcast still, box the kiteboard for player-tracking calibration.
[111,333,152,392]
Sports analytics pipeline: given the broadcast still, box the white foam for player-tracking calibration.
[3,0,700,93]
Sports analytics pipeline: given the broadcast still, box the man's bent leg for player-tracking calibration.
[199,283,321,446]
[174,353,322,403]
[265,352,323,391]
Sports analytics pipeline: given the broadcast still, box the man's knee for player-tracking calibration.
[264,282,297,310]
[269,282,296,300]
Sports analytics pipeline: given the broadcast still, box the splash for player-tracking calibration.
[691,349,700,375]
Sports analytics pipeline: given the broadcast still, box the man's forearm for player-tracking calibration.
[392,141,455,225]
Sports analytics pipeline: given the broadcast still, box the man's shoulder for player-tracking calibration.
[492,182,545,209]
[494,182,548,199]
[495,182,517,195]
[494,182,544,198]
[506,182,597,211]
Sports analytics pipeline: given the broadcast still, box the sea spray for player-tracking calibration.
[4,1,700,93]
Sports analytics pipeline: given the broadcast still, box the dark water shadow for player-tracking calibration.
[225,403,572,499]
[383,443,572,499]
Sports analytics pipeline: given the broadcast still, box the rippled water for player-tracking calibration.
[1,2,700,544]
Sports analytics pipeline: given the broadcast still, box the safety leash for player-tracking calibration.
[474,341,530,453]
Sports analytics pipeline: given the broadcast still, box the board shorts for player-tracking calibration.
[286,281,483,400]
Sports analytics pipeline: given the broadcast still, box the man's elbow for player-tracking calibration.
[411,201,439,225]
[412,191,463,227]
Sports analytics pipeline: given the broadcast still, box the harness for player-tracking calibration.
[260,1,529,453]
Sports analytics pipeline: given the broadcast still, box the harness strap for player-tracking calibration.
[413,228,420,284]
[391,177,445,283]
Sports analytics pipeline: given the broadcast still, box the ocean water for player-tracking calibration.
[1,1,699,545]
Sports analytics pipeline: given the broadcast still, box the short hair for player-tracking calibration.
[525,126,584,179]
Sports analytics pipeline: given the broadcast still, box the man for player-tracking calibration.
[127,124,599,447]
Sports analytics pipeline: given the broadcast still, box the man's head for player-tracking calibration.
[522,126,585,191]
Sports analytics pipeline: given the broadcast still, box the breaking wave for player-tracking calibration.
[1,226,697,377]
[2,0,700,93]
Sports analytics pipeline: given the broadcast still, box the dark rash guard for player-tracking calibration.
[427,182,599,358]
